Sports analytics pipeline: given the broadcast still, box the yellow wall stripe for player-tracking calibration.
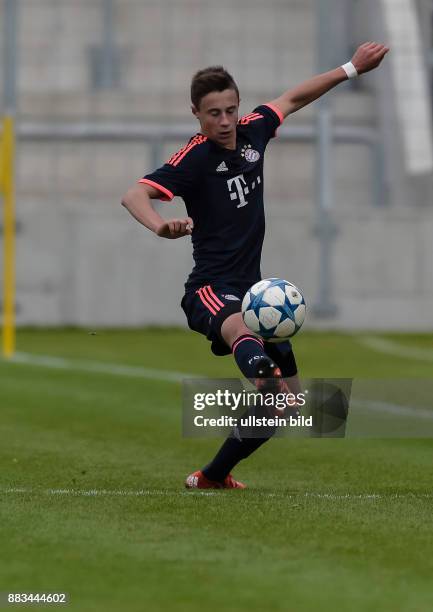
[2,115,16,358]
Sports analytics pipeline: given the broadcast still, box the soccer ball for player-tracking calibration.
[241,278,306,342]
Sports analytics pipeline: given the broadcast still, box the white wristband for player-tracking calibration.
[341,61,358,79]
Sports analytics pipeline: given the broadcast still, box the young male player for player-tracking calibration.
[121,42,389,489]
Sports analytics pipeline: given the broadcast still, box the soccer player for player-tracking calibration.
[121,42,389,489]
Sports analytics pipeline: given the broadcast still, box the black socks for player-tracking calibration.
[232,334,268,379]
[202,334,277,483]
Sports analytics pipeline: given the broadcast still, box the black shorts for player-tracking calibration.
[181,283,293,361]
[181,284,245,356]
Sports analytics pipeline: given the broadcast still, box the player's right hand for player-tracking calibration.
[155,217,194,239]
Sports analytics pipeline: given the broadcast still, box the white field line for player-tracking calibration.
[352,399,433,421]
[358,336,433,362]
[2,351,433,421]
[1,487,433,500]
[3,351,194,383]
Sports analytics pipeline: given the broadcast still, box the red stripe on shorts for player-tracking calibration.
[204,285,225,309]
[201,287,221,312]
[197,287,219,315]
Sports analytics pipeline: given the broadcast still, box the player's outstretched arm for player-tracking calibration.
[267,41,389,119]
[121,183,193,239]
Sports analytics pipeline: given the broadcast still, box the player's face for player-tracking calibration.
[192,89,239,149]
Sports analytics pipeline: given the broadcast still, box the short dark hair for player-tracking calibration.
[191,66,239,109]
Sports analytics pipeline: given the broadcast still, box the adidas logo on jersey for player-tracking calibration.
[216,161,228,172]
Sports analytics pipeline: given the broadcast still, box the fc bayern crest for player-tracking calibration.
[241,144,260,163]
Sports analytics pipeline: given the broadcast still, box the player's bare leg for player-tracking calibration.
[220,312,252,347]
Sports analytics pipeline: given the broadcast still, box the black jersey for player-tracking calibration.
[140,103,283,293]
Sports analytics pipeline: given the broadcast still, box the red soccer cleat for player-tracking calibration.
[185,470,246,489]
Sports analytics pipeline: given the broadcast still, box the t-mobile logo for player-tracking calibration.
[226,174,261,208]
[227,174,250,208]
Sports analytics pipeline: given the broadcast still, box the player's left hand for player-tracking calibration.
[350,42,390,75]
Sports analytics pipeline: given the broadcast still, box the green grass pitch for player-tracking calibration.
[1,328,433,611]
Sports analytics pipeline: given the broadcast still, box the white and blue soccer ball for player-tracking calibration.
[241,278,306,342]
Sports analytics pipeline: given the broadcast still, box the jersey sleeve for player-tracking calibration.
[139,135,207,201]
[239,103,284,146]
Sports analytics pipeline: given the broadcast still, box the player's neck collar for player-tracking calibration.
[198,132,237,151]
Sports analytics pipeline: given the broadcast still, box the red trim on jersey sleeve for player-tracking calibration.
[238,112,264,125]
[263,103,284,125]
[167,134,208,167]
[138,179,174,202]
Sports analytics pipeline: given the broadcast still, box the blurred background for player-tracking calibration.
[2,6,433,607]
[1,0,433,330]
